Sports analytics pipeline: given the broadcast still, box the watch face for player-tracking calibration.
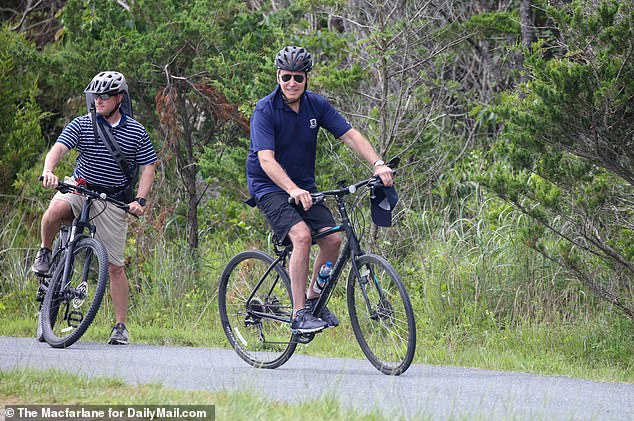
[136,197,146,206]
[374,160,385,167]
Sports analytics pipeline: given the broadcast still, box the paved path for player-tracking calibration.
[1,336,632,420]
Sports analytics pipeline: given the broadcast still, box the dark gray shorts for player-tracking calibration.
[256,192,336,242]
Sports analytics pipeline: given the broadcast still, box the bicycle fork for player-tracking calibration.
[56,226,93,330]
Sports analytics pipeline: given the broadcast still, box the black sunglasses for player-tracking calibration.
[95,92,118,100]
[280,74,305,83]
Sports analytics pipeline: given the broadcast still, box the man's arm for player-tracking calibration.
[340,128,393,187]
[257,149,314,210]
[128,163,156,214]
[41,143,70,188]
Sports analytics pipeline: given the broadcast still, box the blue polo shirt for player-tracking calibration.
[247,85,352,199]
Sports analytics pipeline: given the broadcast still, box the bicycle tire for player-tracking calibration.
[41,237,109,348]
[218,250,297,369]
[347,253,416,375]
[36,230,68,343]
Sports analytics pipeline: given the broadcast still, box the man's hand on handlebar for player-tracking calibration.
[288,187,313,210]
[373,164,394,187]
[127,200,145,216]
[40,170,60,188]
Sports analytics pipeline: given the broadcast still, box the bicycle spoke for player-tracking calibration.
[219,250,297,369]
[348,253,416,375]
[42,238,108,348]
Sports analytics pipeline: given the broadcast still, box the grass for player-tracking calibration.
[0,368,390,421]
[2,200,634,389]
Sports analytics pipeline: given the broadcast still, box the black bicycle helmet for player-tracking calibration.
[275,46,313,72]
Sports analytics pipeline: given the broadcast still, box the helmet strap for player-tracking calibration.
[104,102,121,119]
[98,94,122,119]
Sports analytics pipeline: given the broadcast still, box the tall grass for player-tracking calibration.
[1,193,633,383]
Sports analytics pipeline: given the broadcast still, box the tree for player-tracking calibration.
[43,0,283,251]
[0,25,47,194]
[487,0,634,316]
[1,0,64,48]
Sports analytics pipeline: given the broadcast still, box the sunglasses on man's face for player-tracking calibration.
[96,92,118,100]
[280,74,305,83]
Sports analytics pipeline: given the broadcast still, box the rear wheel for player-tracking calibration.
[218,250,297,369]
[41,237,109,348]
[347,253,416,375]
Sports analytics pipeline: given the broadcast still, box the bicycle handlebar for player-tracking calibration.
[287,177,378,206]
[38,177,134,215]
[287,157,399,207]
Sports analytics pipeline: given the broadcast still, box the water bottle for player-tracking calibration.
[313,261,333,294]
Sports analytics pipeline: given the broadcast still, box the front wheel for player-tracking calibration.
[41,237,109,348]
[347,253,416,375]
[36,231,66,343]
[218,250,297,369]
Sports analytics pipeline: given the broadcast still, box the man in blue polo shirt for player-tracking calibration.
[247,46,393,333]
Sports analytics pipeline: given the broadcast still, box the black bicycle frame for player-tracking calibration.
[245,254,292,323]
[58,196,98,299]
[308,192,367,319]
[247,178,388,326]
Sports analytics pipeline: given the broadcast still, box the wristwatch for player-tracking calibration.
[134,197,146,207]
[373,159,385,167]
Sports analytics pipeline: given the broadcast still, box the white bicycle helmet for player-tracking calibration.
[84,71,133,117]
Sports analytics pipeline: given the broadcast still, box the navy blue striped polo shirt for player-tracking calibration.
[56,112,157,188]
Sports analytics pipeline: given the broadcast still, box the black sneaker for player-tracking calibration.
[31,248,52,276]
[290,309,328,334]
[306,298,340,328]
[108,323,129,345]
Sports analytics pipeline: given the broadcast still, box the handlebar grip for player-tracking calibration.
[287,194,323,209]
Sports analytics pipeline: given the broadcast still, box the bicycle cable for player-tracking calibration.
[349,186,370,245]
[88,199,109,222]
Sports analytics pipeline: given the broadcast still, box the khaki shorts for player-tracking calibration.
[52,180,128,267]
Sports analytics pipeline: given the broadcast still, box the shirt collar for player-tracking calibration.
[96,110,128,127]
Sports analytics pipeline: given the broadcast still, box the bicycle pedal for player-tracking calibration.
[290,326,325,335]
[35,283,48,302]
[293,332,316,344]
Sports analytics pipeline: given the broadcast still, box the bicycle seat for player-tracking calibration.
[273,233,292,248]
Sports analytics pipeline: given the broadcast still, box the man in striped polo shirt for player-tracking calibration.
[33,71,157,345]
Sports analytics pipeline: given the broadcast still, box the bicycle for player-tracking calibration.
[218,166,417,375]
[34,179,133,348]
